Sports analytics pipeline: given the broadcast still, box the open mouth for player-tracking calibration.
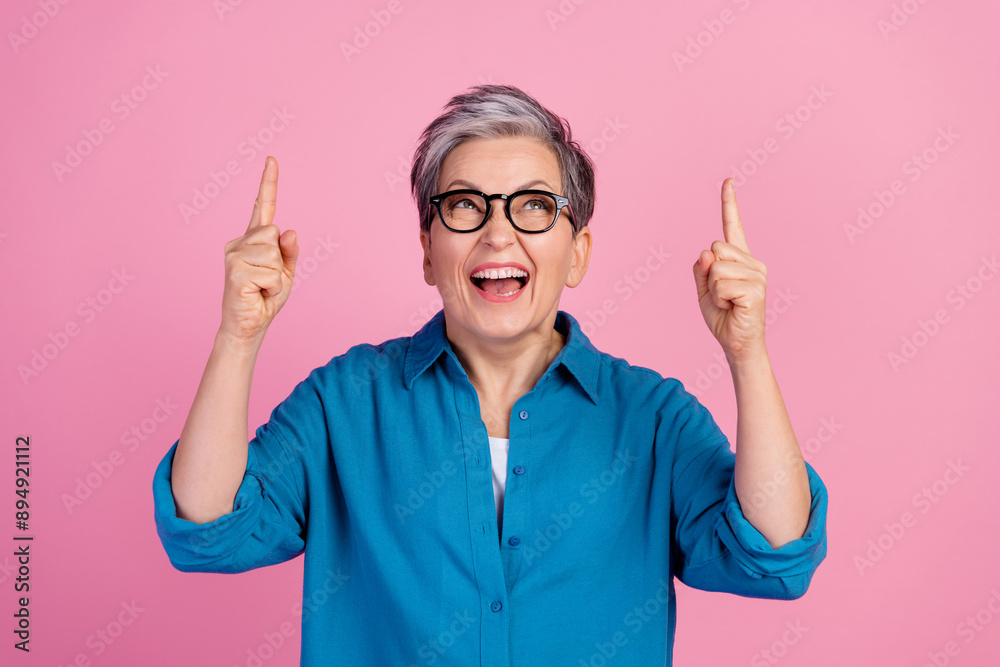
[470,267,530,298]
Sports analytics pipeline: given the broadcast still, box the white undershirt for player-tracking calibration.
[488,435,510,537]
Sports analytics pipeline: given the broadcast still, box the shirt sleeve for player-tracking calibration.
[665,380,828,600]
[151,371,323,574]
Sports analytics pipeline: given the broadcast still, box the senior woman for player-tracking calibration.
[152,85,828,666]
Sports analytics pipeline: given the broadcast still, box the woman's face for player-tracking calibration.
[420,136,592,345]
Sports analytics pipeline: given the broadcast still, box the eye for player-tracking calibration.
[512,196,555,214]
[450,198,480,211]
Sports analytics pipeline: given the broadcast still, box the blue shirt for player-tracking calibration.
[152,308,828,666]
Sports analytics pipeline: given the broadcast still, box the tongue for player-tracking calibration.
[480,278,521,295]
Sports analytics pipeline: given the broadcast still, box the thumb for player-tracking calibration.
[692,250,712,300]
[279,229,299,275]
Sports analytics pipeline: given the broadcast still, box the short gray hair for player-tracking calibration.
[410,84,596,237]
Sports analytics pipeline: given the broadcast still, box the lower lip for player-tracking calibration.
[472,279,528,303]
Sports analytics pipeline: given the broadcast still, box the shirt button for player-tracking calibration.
[491,601,503,613]
[513,465,525,475]
[518,410,528,420]
[508,536,520,546]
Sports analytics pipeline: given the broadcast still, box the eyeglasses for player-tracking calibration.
[429,189,574,233]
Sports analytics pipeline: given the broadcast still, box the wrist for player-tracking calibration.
[726,346,772,383]
[213,327,265,360]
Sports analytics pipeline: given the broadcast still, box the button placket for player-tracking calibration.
[452,373,510,660]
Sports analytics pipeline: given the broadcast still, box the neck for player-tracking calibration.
[445,311,566,401]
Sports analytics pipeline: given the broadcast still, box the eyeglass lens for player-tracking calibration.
[439,193,558,232]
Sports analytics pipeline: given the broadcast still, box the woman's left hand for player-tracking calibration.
[692,178,769,365]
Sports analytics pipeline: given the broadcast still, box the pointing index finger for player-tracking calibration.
[721,177,750,254]
[247,156,278,232]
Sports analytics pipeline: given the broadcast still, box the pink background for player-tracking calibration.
[4,1,999,665]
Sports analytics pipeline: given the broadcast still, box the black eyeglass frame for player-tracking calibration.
[429,189,574,234]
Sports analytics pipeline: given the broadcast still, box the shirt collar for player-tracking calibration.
[403,309,600,404]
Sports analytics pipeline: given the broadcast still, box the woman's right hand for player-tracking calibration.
[219,156,299,345]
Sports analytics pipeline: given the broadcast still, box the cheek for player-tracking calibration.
[431,239,472,281]
[532,244,574,285]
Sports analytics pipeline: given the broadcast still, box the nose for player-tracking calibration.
[479,200,516,249]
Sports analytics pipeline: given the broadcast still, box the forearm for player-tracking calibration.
[730,350,811,548]
[170,329,262,524]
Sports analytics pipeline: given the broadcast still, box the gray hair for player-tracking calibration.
[410,84,596,237]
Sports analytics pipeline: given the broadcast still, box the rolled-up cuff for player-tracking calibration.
[151,439,264,572]
[713,460,828,582]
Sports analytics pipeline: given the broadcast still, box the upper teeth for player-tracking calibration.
[471,267,528,280]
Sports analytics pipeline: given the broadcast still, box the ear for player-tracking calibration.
[420,228,436,286]
[565,226,592,288]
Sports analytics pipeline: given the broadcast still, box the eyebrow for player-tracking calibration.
[444,178,555,192]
